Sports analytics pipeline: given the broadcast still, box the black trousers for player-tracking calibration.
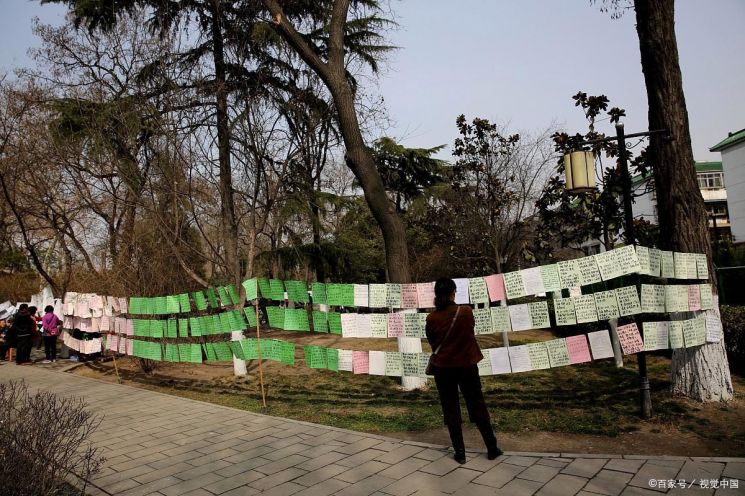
[433,364,491,427]
[16,335,32,364]
[44,335,58,360]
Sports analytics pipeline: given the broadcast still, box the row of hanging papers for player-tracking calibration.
[97,309,721,374]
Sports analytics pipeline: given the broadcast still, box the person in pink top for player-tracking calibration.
[41,305,60,363]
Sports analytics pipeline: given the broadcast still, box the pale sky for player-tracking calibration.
[2,0,743,161]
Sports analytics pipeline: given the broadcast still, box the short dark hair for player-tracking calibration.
[434,278,457,311]
[18,303,28,311]
[29,306,37,314]
[45,305,54,313]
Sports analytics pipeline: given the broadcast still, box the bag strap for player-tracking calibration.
[432,305,461,355]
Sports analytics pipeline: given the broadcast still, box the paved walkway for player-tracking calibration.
[0,364,743,496]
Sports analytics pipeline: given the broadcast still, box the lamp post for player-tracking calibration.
[564,122,669,419]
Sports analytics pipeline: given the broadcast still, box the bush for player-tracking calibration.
[0,380,105,496]
[721,305,745,376]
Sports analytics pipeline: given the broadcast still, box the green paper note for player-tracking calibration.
[594,290,620,321]
[242,278,258,301]
[370,314,388,338]
[649,248,662,277]
[641,284,666,313]
[368,284,388,308]
[281,341,295,365]
[285,280,309,303]
[546,339,571,367]
[304,345,327,369]
[205,288,219,308]
[527,342,550,369]
[527,301,550,329]
[385,283,402,308]
[192,291,208,311]
[150,320,165,338]
[258,278,272,299]
[166,319,177,338]
[165,344,179,362]
[553,298,576,326]
[468,278,489,305]
[557,259,582,288]
[665,285,688,313]
[228,341,245,360]
[328,312,342,335]
[576,256,602,286]
[311,282,327,304]
[214,342,234,361]
[503,271,526,299]
[636,246,651,275]
[189,317,202,337]
[540,264,561,293]
[615,286,642,316]
[285,309,310,331]
[574,295,599,323]
[189,343,202,363]
[178,318,189,338]
[384,352,403,376]
[244,307,257,327]
[178,293,191,313]
[669,321,684,349]
[661,251,675,278]
[473,308,493,335]
[228,285,241,305]
[266,306,285,329]
[166,295,180,314]
[403,312,424,337]
[699,284,713,310]
[269,279,285,301]
[312,311,329,333]
[217,286,231,307]
[242,339,259,360]
[403,353,419,377]
[695,253,709,280]
[326,348,339,371]
[490,306,512,332]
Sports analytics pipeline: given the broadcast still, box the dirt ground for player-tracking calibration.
[69,330,745,457]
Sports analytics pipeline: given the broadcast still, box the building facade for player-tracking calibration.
[711,128,745,243]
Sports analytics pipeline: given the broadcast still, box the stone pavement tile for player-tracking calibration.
[297,444,339,459]
[334,474,397,496]
[256,482,305,496]
[676,461,725,482]
[629,461,686,493]
[564,453,622,459]
[419,454,464,476]
[668,488,714,495]
[335,432,366,444]
[214,457,272,478]
[562,458,609,478]
[294,478,350,496]
[223,446,275,464]
[492,477,544,496]
[535,474,589,496]
[335,437,384,455]
[453,482,508,496]
[413,448,449,461]
[436,467,482,493]
[378,472,444,496]
[117,476,183,496]
[372,441,401,453]
[537,458,570,468]
[248,467,307,492]
[178,489,215,496]
[218,485,260,496]
[196,440,245,455]
[505,456,542,467]
[262,443,315,461]
[620,486,667,496]
[266,436,306,451]
[295,452,348,472]
[336,448,389,468]
[374,444,424,464]
[159,440,214,458]
[472,462,526,488]
[518,463,562,483]
[336,460,390,483]
[378,456,431,480]
[94,464,155,486]
[174,460,232,480]
[605,459,646,474]
[254,454,310,476]
[643,459,687,469]
[100,477,142,495]
[133,462,198,484]
[159,472,224,496]
[148,449,206,470]
[293,464,348,486]
[582,469,633,496]
[462,455,501,473]
[203,472,270,495]
[722,462,745,479]
[187,448,241,466]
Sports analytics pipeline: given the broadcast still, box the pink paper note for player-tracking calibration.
[416,282,435,309]
[566,335,592,364]
[125,319,134,336]
[125,338,133,355]
[108,334,119,351]
[687,285,701,312]
[484,274,507,302]
[91,318,100,332]
[387,313,404,338]
[90,295,103,310]
[110,297,120,313]
[352,351,369,374]
[401,284,418,309]
[99,316,110,331]
[119,297,128,313]
[617,323,644,355]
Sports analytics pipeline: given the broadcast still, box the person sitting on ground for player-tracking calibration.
[425,277,503,464]
[41,305,60,363]
[13,305,35,365]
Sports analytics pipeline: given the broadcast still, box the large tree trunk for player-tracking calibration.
[211,0,246,377]
[263,0,411,284]
[634,0,732,401]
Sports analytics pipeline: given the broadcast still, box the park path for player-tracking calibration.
[0,363,743,496]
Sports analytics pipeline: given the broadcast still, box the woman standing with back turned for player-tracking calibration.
[425,277,502,464]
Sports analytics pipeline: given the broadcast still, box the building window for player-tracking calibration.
[697,172,724,189]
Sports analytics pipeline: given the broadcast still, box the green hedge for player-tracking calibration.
[722,305,745,375]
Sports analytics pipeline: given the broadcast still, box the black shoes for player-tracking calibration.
[487,446,504,460]
[454,450,467,464]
